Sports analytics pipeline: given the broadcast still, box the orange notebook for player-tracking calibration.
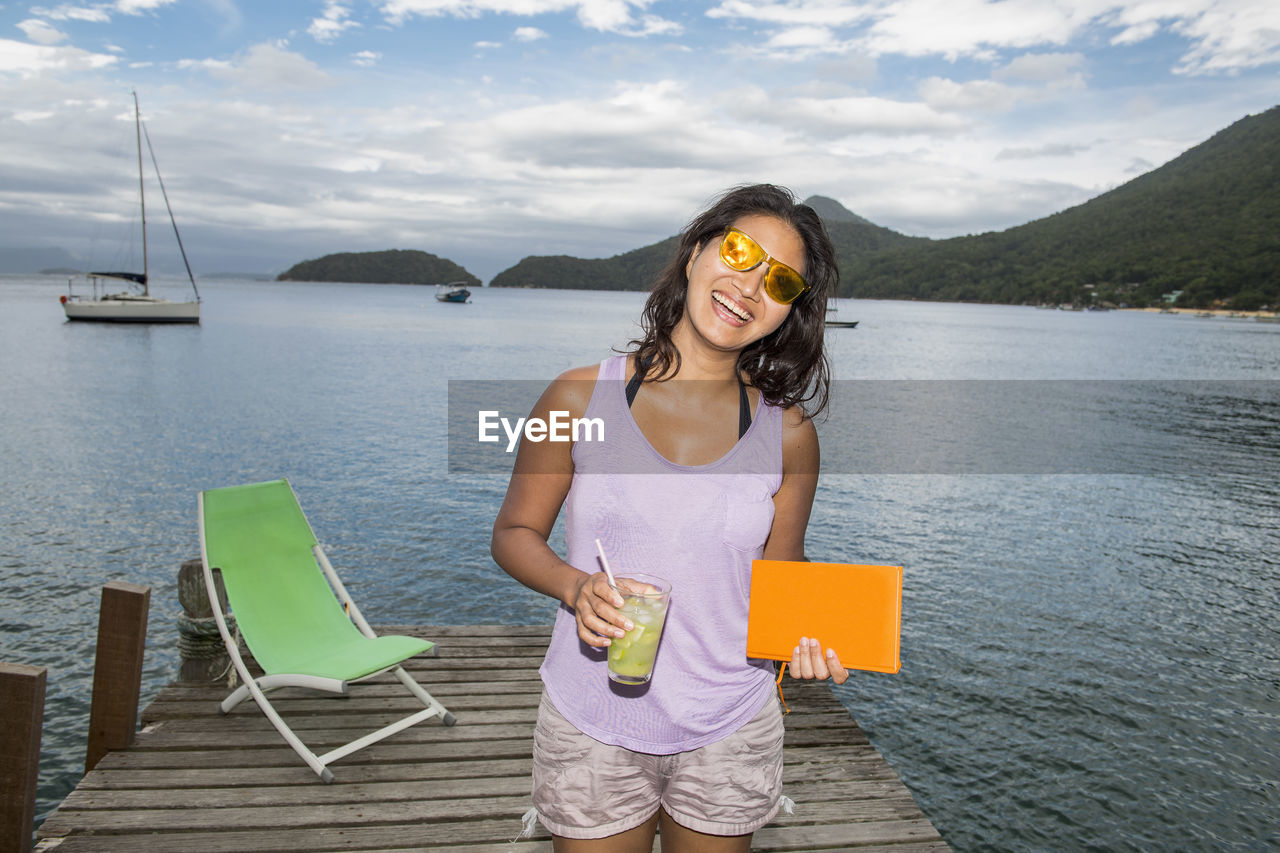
[747,560,903,674]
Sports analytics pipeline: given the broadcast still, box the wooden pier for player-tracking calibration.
[35,625,948,852]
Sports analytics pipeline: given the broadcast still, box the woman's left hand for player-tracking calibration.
[789,636,849,684]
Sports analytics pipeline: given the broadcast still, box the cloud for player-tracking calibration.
[918,77,1025,113]
[1172,1,1280,73]
[513,26,547,42]
[309,1,361,43]
[17,19,69,45]
[993,51,1087,83]
[766,24,839,51]
[114,0,179,13]
[996,142,1091,160]
[181,42,333,90]
[730,85,968,137]
[618,14,682,37]
[704,0,1280,73]
[863,0,1081,60]
[0,38,117,75]
[351,50,382,66]
[815,53,878,85]
[921,52,1088,114]
[28,6,113,23]
[475,79,735,171]
[706,1,871,28]
[26,0,184,26]
[1109,20,1160,46]
[378,0,680,36]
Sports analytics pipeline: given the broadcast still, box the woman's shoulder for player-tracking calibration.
[557,362,606,383]
[538,359,613,418]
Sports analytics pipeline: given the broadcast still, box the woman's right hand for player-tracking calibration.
[570,571,632,648]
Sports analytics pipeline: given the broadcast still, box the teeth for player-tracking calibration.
[713,291,751,322]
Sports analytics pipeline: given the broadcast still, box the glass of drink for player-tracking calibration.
[607,573,671,685]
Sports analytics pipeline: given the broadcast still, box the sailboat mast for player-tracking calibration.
[133,90,148,295]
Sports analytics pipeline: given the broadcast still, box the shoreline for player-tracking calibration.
[1122,306,1279,319]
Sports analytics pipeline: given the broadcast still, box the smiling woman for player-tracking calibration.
[490,184,846,852]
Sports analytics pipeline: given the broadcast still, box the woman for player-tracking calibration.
[492,184,846,852]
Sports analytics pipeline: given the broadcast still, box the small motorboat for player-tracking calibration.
[435,282,471,303]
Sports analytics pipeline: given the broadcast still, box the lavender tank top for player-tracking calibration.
[539,355,784,754]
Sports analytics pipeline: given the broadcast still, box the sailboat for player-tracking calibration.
[61,92,201,324]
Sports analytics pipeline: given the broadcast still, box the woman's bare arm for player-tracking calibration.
[490,365,628,647]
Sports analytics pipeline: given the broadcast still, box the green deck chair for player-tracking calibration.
[197,478,455,782]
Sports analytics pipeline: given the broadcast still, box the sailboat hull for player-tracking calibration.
[62,296,200,323]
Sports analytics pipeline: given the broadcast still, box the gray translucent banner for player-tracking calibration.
[448,380,1279,476]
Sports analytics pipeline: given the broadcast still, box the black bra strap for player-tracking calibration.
[626,355,752,439]
[625,355,649,408]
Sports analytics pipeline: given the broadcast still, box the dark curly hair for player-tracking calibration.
[628,184,837,417]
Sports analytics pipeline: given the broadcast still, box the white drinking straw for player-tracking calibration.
[594,538,618,588]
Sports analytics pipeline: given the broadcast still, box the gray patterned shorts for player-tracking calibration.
[530,692,785,839]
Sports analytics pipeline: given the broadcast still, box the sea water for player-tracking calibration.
[1,276,1277,850]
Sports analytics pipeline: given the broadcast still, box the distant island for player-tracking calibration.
[490,106,1279,311]
[276,249,479,287]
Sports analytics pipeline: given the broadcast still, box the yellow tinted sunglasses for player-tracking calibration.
[718,228,810,305]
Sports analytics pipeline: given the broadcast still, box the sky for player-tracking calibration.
[1,1,1277,282]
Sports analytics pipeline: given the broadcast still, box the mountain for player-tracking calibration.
[489,107,1277,309]
[489,197,919,291]
[276,249,479,286]
[842,106,1279,309]
[489,237,678,290]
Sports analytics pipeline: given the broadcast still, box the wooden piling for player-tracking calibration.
[176,558,234,683]
[0,662,46,853]
[85,582,151,773]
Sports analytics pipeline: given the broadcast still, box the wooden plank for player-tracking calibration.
[60,774,911,811]
[150,679,545,703]
[39,819,554,852]
[39,812,941,853]
[40,799,929,841]
[76,758,536,789]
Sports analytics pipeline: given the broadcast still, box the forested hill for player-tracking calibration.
[488,236,679,291]
[486,197,921,290]
[276,249,479,286]
[488,196,921,291]
[489,107,1277,309]
[843,106,1279,309]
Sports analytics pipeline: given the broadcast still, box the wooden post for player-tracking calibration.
[0,663,45,853]
[85,581,151,773]
[177,558,232,683]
